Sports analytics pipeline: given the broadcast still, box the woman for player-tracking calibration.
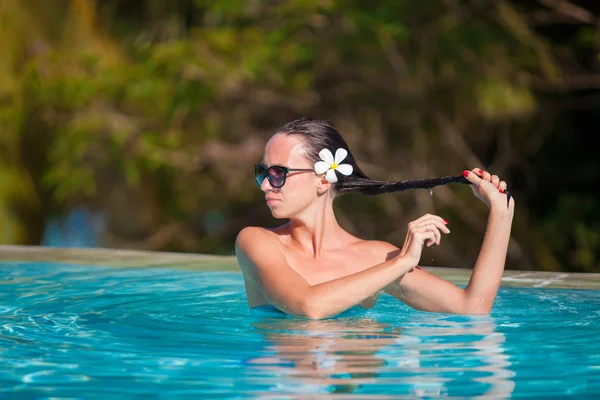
[235,117,514,319]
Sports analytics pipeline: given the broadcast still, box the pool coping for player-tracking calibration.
[1,245,599,290]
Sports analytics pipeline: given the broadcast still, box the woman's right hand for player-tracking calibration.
[462,168,513,210]
[397,214,450,267]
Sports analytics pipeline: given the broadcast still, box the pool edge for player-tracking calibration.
[1,245,599,289]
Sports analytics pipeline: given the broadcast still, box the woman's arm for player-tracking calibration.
[235,227,416,319]
[235,214,447,320]
[386,168,514,314]
[463,199,514,313]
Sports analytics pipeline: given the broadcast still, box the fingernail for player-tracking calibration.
[499,188,503,193]
[462,170,469,177]
[476,168,483,175]
[443,219,448,224]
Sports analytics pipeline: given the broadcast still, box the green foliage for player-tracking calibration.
[0,0,597,272]
[536,194,600,273]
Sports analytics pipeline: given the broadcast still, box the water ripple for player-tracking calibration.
[1,261,599,398]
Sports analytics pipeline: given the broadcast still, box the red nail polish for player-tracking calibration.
[499,188,503,193]
[462,170,469,177]
[443,219,448,224]
[476,169,483,175]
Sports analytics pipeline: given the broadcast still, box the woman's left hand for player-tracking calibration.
[463,168,513,210]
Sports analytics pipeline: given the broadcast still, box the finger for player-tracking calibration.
[415,214,449,227]
[416,229,437,248]
[433,220,450,235]
[463,169,483,187]
[419,224,441,246]
[429,224,441,246]
[491,174,500,188]
[414,224,436,244]
[481,170,491,182]
[413,226,437,247]
[419,218,450,234]
[412,213,445,229]
[499,181,507,193]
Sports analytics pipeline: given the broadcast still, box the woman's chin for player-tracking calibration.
[269,206,289,219]
[270,210,288,219]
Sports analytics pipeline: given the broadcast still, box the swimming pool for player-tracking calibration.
[1,249,599,398]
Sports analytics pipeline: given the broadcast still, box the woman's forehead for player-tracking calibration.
[263,134,308,166]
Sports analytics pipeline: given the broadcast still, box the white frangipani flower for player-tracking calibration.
[314,148,353,183]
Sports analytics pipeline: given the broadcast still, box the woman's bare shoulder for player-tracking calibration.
[352,239,401,262]
[236,224,289,244]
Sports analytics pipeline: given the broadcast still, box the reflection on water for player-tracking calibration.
[247,313,515,398]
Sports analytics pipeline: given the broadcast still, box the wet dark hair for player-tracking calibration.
[276,117,510,206]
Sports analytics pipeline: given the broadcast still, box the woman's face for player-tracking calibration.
[260,134,320,218]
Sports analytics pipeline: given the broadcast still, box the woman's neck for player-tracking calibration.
[287,202,346,258]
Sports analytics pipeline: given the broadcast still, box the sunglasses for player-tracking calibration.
[254,164,314,188]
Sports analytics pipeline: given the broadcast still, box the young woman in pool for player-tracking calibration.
[235,117,514,319]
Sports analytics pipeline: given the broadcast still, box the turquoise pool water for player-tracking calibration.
[1,261,599,398]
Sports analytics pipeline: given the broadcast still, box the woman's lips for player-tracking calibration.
[266,199,280,205]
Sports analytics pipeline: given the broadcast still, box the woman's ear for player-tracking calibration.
[315,174,332,195]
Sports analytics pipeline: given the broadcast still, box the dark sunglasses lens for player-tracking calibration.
[254,165,287,188]
[254,165,267,186]
[268,167,286,187]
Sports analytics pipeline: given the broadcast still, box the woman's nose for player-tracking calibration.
[260,176,273,192]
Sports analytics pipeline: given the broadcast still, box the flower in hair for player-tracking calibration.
[314,148,353,183]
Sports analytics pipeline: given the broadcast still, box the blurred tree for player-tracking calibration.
[0,0,598,272]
